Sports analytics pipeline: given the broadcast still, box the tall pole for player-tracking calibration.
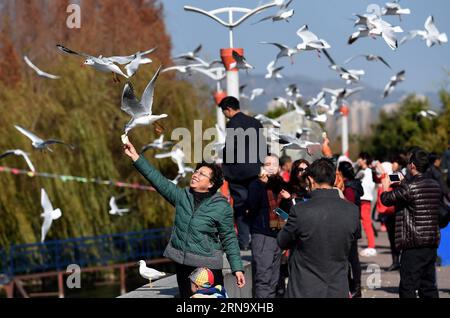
[340,105,350,157]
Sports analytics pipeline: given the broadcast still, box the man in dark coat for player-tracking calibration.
[381,148,441,298]
[219,96,268,250]
[277,158,360,298]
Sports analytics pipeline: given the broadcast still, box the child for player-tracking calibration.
[189,267,228,298]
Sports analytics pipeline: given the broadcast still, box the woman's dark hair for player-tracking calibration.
[338,161,355,181]
[358,152,373,165]
[195,162,224,193]
[289,159,310,194]
[307,158,336,186]
[391,155,407,169]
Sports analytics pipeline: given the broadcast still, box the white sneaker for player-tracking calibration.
[359,248,377,257]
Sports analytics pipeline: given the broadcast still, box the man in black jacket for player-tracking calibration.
[381,148,441,298]
[277,158,360,298]
[219,96,268,250]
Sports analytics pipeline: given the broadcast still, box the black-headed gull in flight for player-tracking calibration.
[230,51,254,71]
[23,56,60,80]
[418,110,438,119]
[108,196,130,216]
[14,125,75,152]
[344,54,391,69]
[0,149,36,172]
[382,1,411,20]
[322,50,365,85]
[259,42,298,64]
[272,130,322,155]
[250,88,265,101]
[323,87,363,114]
[140,135,174,154]
[154,146,194,177]
[265,60,284,79]
[296,25,331,55]
[400,16,448,48]
[285,84,302,99]
[383,70,405,98]
[253,0,294,24]
[56,44,129,82]
[106,48,156,65]
[120,66,167,137]
[173,44,203,62]
[138,260,166,288]
[255,114,281,128]
[40,188,62,243]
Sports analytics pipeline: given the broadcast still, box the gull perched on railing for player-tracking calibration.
[40,188,62,243]
[138,260,166,288]
[23,56,60,80]
[400,16,448,48]
[265,60,284,79]
[344,54,391,69]
[253,0,295,24]
[120,66,167,138]
[259,41,299,64]
[296,25,331,55]
[56,44,129,83]
[155,146,194,177]
[108,196,130,216]
[140,135,174,154]
[383,70,405,98]
[0,149,36,172]
[14,125,75,152]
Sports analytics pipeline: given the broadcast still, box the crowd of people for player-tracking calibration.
[123,96,450,298]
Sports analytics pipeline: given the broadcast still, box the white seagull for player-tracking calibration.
[253,0,295,24]
[14,125,75,152]
[106,48,156,65]
[296,25,331,54]
[265,60,284,79]
[382,1,411,19]
[0,149,36,172]
[250,88,265,101]
[56,45,129,82]
[124,52,153,77]
[285,84,302,99]
[230,51,254,70]
[120,66,168,136]
[108,197,130,216]
[155,147,194,177]
[173,45,203,62]
[323,87,363,114]
[23,56,60,79]
[259,42,298,64]
[344,54,391,69]
[383,70,406,99]
[322,50,365,85]
[138,260,166,288]
[255,114,281,128]
[40,188,62,243]
[272,131,321,155]
[400,16,448,48]
[140,135,174,154]
[418,110,438,119]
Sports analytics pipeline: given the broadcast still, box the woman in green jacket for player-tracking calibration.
[124,141,245,298]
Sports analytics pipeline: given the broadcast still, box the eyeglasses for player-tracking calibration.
[193,170,211,179]
[298,167,307,173]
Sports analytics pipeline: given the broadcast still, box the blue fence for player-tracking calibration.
[0,228,172,277]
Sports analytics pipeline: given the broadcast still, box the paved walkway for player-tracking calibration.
[359,225,450,298]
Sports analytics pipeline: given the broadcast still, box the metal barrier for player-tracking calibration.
[0,228,172,277]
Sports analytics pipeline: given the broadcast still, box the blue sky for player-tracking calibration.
[162,0,450,94]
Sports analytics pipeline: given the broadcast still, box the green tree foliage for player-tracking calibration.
[360,91,450,160]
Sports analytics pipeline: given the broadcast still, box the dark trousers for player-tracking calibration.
[348,240,361,291]
[175,263,224,298]
[251,234,282,298]
[399,247,439,298]
[229,181,252,249]
[381,213,400,265]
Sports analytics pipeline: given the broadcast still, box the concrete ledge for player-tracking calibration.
[119,251,252,298]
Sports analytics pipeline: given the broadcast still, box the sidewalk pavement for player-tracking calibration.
[359,224,450,298]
